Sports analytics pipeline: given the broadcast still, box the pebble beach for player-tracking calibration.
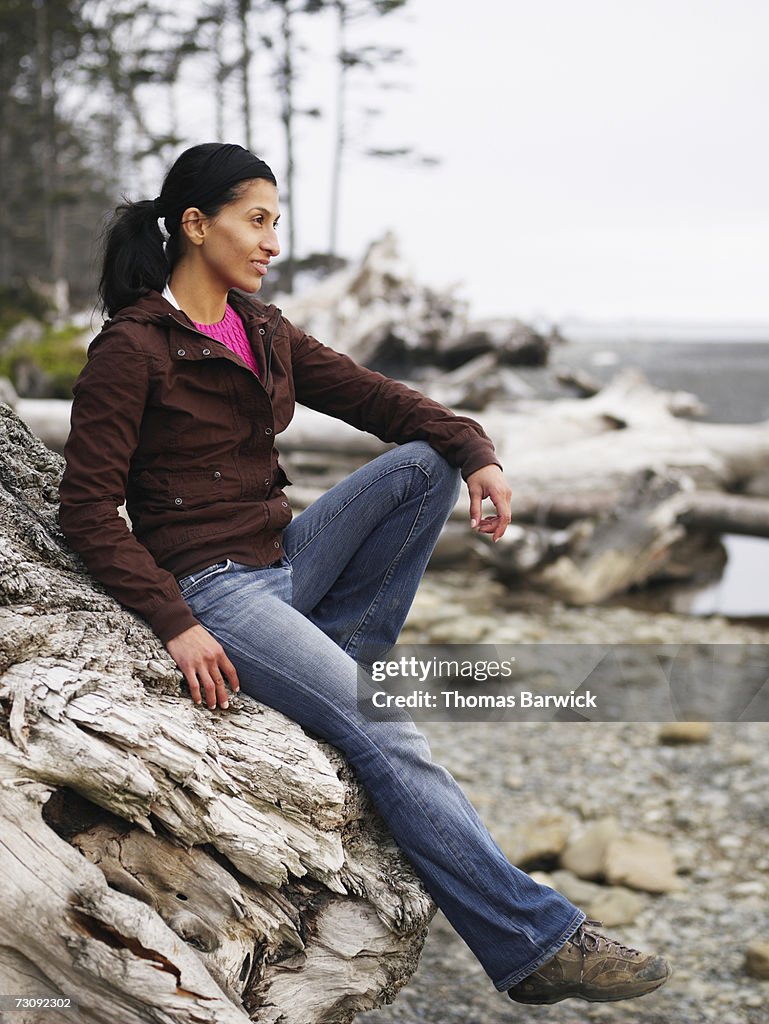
[356,558,769,1024]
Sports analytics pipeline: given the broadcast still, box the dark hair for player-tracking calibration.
[98,143,277,317]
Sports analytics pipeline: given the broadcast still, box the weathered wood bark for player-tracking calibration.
[0,403,434,1024]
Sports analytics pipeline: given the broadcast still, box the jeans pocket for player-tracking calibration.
[177,559,233,597]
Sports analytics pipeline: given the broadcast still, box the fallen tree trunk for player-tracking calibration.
[0,403,434,1024]
[677,491,769,538]
[473,490,769,539]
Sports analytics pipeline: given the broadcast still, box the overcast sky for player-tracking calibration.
[173,0,769,326]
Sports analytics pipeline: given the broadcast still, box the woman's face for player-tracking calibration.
[190,178,281,294]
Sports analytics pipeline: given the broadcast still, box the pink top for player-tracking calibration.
[192,304,260,377]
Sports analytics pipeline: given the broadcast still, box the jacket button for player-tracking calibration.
[281,501,288,508]
[263,477,270,486]
[273,540,280,549]
[177,349,186,356]
[202,348,211,356]
[213,471,221,480]
[174,497,183,505]
[265,427,273,435]
[259,328,266,335]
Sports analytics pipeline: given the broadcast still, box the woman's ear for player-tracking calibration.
[180,207,207,247]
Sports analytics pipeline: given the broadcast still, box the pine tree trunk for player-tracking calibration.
[278,3,297,293]
[328,1,348,257]
[238,0,254,151]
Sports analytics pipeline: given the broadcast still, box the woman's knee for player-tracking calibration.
[396,441,462,500]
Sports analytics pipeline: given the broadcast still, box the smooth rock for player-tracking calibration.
[744,941,769,980]
[561,817,621,880]
[604,832,681,893]
[548,869,605,906]
[728,743,757,765]
[587,886,644,926]
[547,870,642,925]
[496,813,571,867]
[658,722,712,744]
[427,617,490,643]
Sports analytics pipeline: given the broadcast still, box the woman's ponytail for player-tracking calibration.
[98,199,169,317]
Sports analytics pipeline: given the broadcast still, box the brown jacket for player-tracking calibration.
[58,290,500,643]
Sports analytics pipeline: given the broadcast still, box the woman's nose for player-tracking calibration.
[263,229,280,257]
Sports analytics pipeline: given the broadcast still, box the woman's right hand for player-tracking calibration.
[166,624,241,709]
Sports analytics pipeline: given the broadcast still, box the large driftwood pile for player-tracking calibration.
[278,368,769,604]
[0,403,434,1024]
[276,232,552,378]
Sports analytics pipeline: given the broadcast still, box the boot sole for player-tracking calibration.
[509,965,672,1005]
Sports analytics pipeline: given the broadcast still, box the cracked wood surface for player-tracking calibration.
[0,403,434,1024]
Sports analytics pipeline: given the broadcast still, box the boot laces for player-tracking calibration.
[571,920,642,958]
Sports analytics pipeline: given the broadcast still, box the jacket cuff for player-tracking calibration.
[148,598,201,645]
[460,444,504,481]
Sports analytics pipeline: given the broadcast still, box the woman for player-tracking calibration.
[58,142,670,1007]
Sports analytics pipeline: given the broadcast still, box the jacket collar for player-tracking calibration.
[105,289,277,330]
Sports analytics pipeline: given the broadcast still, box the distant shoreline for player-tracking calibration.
[556,321,769,344]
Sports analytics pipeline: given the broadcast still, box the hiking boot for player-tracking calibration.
[507,920,672,1005]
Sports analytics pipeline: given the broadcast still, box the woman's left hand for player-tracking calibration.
[466,464,512,542]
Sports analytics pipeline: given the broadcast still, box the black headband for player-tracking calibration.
[153,144,276,230]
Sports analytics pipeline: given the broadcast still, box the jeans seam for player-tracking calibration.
[342,472,430,660]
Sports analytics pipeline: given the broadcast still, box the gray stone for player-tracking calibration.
[587,886,644,927]
[561,817,621,880]
[658,722,712,744]
[547,869,642,925]
[496,813,571,868]
[604,832,682,893]
[728,743,757,765]
[427,616,490,643]
[503,773,524,790]
[548,869,605,905]
[744,941,769,980]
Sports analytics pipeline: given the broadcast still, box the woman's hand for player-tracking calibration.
[466,464,512,542]
[166,624,241,709]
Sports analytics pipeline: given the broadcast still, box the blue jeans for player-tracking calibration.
[177,441,584,990]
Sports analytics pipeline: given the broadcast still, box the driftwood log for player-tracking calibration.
[0,402,434,1024]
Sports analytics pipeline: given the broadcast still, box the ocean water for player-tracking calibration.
[552,336,769,424]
